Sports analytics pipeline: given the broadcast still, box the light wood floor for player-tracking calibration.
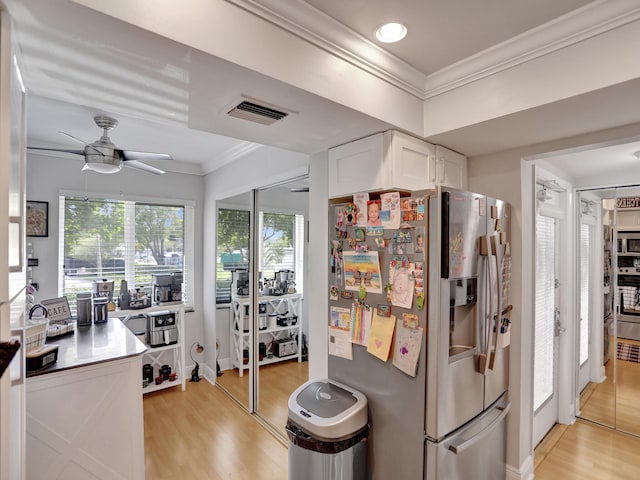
[215,359,309,438]
[534,420,640,479]
[579,338,640,435]
[143,381,287,480]
[143,364,640,479]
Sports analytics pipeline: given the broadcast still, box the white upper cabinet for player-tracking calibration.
[434,144,468,190]
[328,130,467,197]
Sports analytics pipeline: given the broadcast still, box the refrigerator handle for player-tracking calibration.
[489,235,503,370]
[446,402,511,455]
[478,234,494,375]
[441,191,450,279]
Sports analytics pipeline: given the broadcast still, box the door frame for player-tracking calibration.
[530,166,577,447]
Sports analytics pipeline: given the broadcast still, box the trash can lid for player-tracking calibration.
[288,378,367,440]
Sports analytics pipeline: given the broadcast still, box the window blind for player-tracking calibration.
[534,214,556,411]
[295,214,305,294]
[216,208,250,303]
[59,195,193,311]
[579,222,590,366]
[216,209,304,303]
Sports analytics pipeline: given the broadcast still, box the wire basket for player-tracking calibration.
[25,319,49,353]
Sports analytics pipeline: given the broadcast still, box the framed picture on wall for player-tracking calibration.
[26,200,49,237]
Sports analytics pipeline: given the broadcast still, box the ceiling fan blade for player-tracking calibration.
[122,159,166,175]
[27,146,85,156]
[120,150,172,161]
[59,131,89,145]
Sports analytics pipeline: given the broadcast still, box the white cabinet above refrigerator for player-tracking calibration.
[328,130,467,198]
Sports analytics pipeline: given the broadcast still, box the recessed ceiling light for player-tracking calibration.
[375,22,407,43]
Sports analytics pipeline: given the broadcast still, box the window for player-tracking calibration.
[216,208,305,304]
[579,222,591,366]
[216,208,250,303]
[534,214,557,411]
[59,195,195,310]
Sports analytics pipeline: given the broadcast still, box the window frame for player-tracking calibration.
[58,190,195,310]
[216,205,305,305]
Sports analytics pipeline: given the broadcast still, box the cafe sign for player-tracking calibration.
[617,197,640,209]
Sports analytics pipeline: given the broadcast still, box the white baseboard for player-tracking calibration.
[506,455,534,480]
[219,357,232,372]
[201,363,216,385]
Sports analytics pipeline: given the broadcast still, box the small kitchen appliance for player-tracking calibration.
[170,272,183,302]
[147,311,178,347]
[275,338,297,357]
[91,279,113,324]
[232,269,249,296]
[152,274,172,305]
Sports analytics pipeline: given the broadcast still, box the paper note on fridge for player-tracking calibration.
[367,311,396,361]
[392,320,423,377]
[329,326,353,360]
[351,303,373,346]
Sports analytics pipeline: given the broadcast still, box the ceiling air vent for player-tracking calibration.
[227,97,293,126]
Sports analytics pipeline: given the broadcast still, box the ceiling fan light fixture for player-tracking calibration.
[82,156,122,174]
[375,22,407,43]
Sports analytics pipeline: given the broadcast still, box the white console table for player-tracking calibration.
[231,294,302,376]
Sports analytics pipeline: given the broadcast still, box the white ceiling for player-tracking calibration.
[7,0,640,180]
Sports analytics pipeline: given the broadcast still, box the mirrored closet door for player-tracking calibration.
[215,191,252,410]
[215,178,309,439]
[578,186,640,436]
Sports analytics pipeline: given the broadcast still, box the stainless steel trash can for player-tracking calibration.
[286,378,368,480]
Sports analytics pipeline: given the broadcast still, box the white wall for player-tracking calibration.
[26,153,206,361]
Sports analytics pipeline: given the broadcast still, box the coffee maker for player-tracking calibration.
[275,270,295,295]
[232,269,249,296]
[170,272,183,302]
[152,274,172,305]
[91,279,113,324]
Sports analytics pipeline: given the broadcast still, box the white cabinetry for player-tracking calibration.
[328,130,467,197]
[434,144,468,190]
[114,305,186,394]
[231,294,302,376]
[26,356,145,480]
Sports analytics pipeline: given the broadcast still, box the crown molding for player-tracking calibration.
[202,141,263,175]
[225,0,427,99]
[424,0,640,98]
[227,0,640,100]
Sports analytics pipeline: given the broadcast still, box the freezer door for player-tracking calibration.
[425,395,510,480]
[440,189,486,280]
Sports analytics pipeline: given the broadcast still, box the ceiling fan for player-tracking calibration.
[28,115,172,175]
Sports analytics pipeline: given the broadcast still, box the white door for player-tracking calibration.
[578,218,594,392]
[533,212,561,446]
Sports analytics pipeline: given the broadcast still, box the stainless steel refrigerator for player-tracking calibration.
[327,187,511,480]
[424,188,511,480]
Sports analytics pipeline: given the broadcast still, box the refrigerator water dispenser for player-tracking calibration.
[449,277,478,358]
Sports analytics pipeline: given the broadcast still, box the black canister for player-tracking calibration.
[142,364,154,385]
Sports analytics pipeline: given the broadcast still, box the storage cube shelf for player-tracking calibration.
[231,293,303,375]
